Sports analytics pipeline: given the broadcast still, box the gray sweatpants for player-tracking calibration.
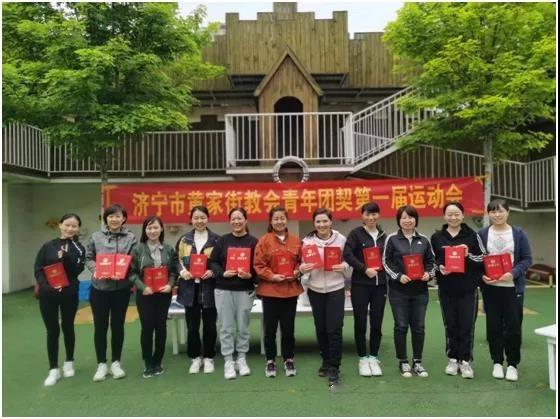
[214,289,255,359]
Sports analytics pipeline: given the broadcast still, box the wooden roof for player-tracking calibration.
[254,47,323,97]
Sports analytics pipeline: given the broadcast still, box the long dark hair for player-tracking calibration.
[140,216,165,244]
[305,207,333,238]
[267,206,288,233]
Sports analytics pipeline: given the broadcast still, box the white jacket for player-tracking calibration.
[301,230,352,294]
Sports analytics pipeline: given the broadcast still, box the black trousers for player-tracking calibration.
[185,284,217,359]
[262,296,298,361]
[136,292,172,367]
[89,287,131,363]
[481,284,523,367]
[388,287,429,362]
[351,283,387,357]
[39,291,79,369]
[438,289,478,362]
[307,288,345,369]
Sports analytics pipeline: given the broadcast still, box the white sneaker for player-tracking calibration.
[492,363,504,379]
[505,365,518,381]
[110,361,126,379]
[44,368,61,386]
[460,361,474,379]
[236,357,251,376]
[224,360,237,380]
[203,358,215,374]
[93,363,108,382]
[62,361,75,378]
[445,358,459,376]
[359,358,372,376]
[368,357,383,376]
[189,357,202,374]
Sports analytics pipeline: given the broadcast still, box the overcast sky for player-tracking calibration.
[178,2,404,36]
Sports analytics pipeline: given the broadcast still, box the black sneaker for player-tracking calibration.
[153,365,164,376]
[327,367,339,386]
[284,359,296,377]
[318,361,329,377]
[142,367,154,378]
[265,361,276,378]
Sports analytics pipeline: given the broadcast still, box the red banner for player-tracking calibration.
[103,177,484,224]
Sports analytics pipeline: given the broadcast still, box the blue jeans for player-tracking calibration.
[388,286,429,362]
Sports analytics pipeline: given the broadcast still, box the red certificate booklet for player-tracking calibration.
[403,254,424,280]
[189,254,208,278]
[274,252,295,277]
[444,246,466,274]
[95,254,116,278]
[42,262,69,288]
[225,247,251,272]
[501,254,513,273]
[302,245,322,269]
[483,255,504,280]
[324,246,342,271]
[363,247,383,271]
[114,254,132,280]
[144,266,169,291]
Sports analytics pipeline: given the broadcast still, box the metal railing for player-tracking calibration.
[361,145,556,207]
[224,112,354,167]
[2,123,226,175]
[2,123,50,172]
[353,87,434,168]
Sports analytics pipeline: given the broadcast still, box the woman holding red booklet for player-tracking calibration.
[254,206,303,378]
[300,207,351,387]
[343,202,387,377]
[34,213,86,386]
[86,204,137,382]
[430,202,485,379]
[129,215,178,378]
[382,205,436,379]
[175,205,220,375]
[478,199,532,382]
[209,207,258,380]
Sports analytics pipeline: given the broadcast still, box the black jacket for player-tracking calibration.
[209,232,258,292]
[430,223,485,295]
[343,225,387,286]
[382,229,436,294]
[175,228,220,308]
[34,238,86,297]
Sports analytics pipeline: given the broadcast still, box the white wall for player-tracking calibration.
[2,183,10,293]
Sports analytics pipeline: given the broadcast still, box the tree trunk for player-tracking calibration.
[482,137,493,227]
[98,155,109,229]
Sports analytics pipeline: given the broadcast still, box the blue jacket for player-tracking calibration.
[175,228,220,308]
[478,226,533,294]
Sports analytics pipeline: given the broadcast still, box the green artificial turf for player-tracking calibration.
[2,288,556,417]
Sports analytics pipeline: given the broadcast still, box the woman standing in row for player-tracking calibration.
[430,202,485,379]
[175,206,220,375]
[254,207,303,378]
[209,207,258,380]
[86,204,137,382]
[129,216,178,378]
[383,205,435,378]
[343,202,387,377]
[301,208,351,387]
[35,213,86,386]
[478,199,532,382]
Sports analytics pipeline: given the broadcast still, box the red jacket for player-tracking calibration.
[254,232,303,298]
